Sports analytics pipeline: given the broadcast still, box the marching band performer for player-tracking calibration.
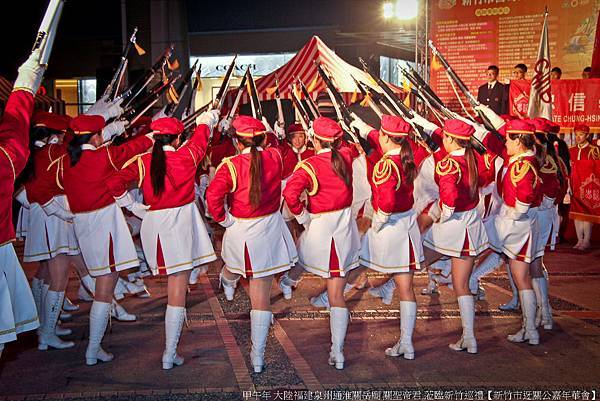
[0,50,46,358]
[15,111,86,351]
[107,115,217,369]
[283,116,360,369]
[58,113,153,365]
[358,115,424,359]
[568,124,599,251]
[206,115,297,374]
[491,119,542,345]
[421,119,489,354]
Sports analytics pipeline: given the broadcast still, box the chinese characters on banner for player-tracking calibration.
[570,160,600,223]
[429,0,598,111]
[509,79,600,128]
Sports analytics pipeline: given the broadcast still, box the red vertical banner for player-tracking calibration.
[569,160,600,223]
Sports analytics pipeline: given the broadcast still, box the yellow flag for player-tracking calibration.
[402,79,411,93]
[167,85,179,104]
[133,42,146,56]
[167,58,180,71]
[307,75,319,92]
[266,86,278,95]
[350,89,358,104]
[360,92,372,107]
[431,54,442,71]
[403,93,410,108]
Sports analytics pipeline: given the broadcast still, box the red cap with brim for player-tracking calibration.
[505,119,535,135]
[530,117,552,134]
[150,117,184,135]
[286,123,305,136]
[443,119,475,140]
[69,115,106,135]
[574,124,590,134]
[33,110,71,131]
[232,115,266,138]
[380,115,411,137]
[312,116,343,142]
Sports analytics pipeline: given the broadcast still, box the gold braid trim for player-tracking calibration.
[539,155,558,174]
[216,157,237,193]
[0,146,16,181]
[372,157,402,191]
[590,146,600,160]
[510,159,539,187]
[137,157,145,188]
[294,160,319,196]
[484,153,496,170]
[435,156,461,183]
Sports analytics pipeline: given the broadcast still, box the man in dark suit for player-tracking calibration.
[477,65,508,115]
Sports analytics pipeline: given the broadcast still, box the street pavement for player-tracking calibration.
[1,235,599,401]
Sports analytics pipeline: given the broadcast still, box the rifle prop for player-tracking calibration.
[103,27,138,101]
[211,55,237,110]
[274,76,285,127]
[246,67,263,120]
[166,59,199,117]
[297,77,320,120]
[290,85,311,133]
[32,0,65,66]
[226,72,248,120]
[125,74,181,126]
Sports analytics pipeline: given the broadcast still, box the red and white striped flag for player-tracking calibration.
[528,9,552,119]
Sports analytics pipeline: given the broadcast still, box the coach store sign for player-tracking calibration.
[190,53,295,78]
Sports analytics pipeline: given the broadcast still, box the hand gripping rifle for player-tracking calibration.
[358,58,439,152]
[103,27,138,101]
[32,0,65,66]
[398,65,488,154]
[181,55,237,127]
[428,41,505,141]
[166,59,199,117]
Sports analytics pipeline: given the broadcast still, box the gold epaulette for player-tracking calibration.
[435,156,461,183]
[216,156,237,192]
[122,152,149,170]
[590,146,600,160]
[539,155,558,174]
[372,157,401,191]
[510,159,538,187]
[293,160,318,196]
[484,153,496,170]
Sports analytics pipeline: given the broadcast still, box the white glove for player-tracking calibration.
[438,203,454,224]
[219,212,235,228]
[371,210,389,233]
[261,117,274,133]
[349,113,374,139]
[15,189,30,209]
[42,198,74,222]
[274,121,286,139]
[295,208,311,229]
[410,113,440,136]
[129,202,150,219]
[14,49,46,94]
[103,98,124,119]
[86,95,111,116]
[198,109,221,128]
[427,201,441,222]
[102,120,127,142]
[114,191,135,208]
[218,116,232,133]
[474,104,506,131]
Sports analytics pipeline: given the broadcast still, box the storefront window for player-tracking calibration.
[190,53,295,78]
[380,56,415,87]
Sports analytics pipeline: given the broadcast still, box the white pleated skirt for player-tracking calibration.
[15,206,28,239]
[140,202,217,276]
[413,156,439,216]
[23,196,80,262]
[423,208,489,258]
[360,209,424,273]
[492,204,539,263]
[0,243,39,344]
[73,202,139,277]
[298,207,360,278]
[222,212,297,278]
[535,199,559,258]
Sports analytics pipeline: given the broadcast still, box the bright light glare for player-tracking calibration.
[383,2,394,19]
[394,0,418,20]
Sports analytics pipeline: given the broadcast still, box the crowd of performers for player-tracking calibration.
[1,50,599,374]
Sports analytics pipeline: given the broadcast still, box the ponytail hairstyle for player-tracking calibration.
[536,133,565,187]
[389,136,417,185]
[238,133,265,207]
[548,134,571,175]
[150,134,179,196]
[319,137,351,188]
[67,130,95,166]
[508,132,544,168]
[453,137,478,200]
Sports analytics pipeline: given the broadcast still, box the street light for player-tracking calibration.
[383,0,419,20]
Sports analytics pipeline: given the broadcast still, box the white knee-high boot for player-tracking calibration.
[250,309,272,373]
[449,295,477,354]
[219,267,239,302]
[31,277,44,317]
[385,301,416,359]
[508,289,539,345]
[499,265,520,311]
[574,220,584,247]
[328,307,350,369]
[532,277,553,330]
[85,301,113,365]
[38,291,75,350]
[582,221,593,248]
[162,305,186,370]
[469,252,502,294]
[79,275,95,302]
